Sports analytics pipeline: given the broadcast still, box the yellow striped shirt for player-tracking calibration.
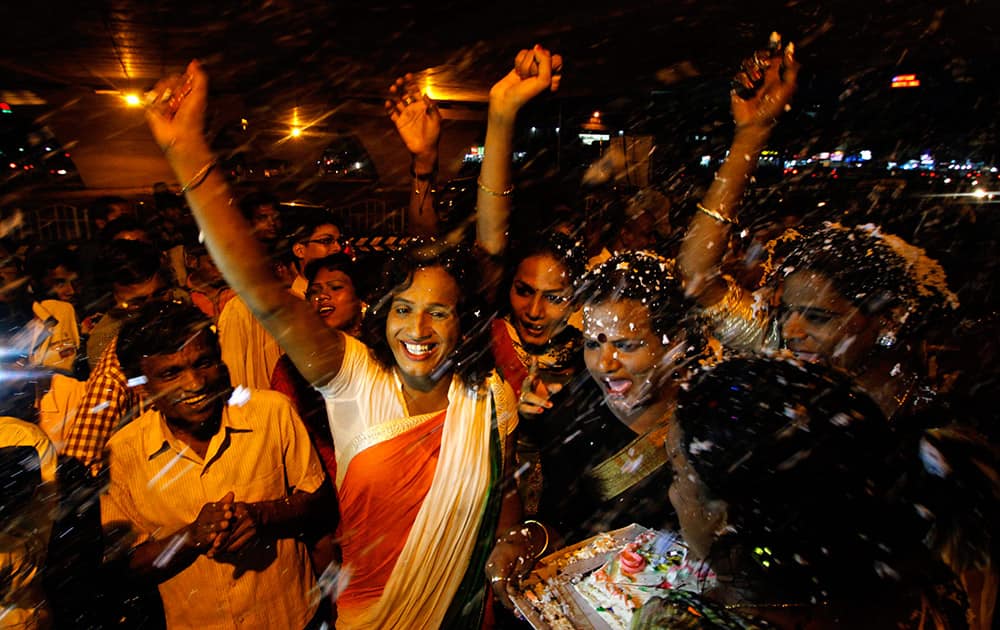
[102,390,324,629]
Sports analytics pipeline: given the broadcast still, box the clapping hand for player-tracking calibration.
[190,491,235,558]
[215,501,261,555]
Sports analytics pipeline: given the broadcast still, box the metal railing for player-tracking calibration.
[8,196,406,245]
[32,204,92,241]
[0,204,92,242]
[331,199,406,235]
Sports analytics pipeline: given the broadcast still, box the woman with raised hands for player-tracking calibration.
[677,33,799,349]
[676,36,960,420]
[386,72,443,239]
[143,60,520,629]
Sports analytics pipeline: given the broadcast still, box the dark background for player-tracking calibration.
[1,0,998,198]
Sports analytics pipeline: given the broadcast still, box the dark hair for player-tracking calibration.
[675,356,926,600]
[96,240,167,289]
[304,253,365,297]
[237,191,279,221]
[361,241,493,388]
[578,250,701,344]
[504,231,588,307]
[26,245,77,293]
[898,421,1000,576]
[117,301,219,380]
[99,216,153,244]
[91,196,130,223]
[288,210,342,244]
[772,223,958,333]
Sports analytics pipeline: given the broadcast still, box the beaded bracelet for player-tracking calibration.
[477,179,514,198]
[696,202,737,225]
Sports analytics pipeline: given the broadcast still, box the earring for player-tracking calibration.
[877,330,897,348]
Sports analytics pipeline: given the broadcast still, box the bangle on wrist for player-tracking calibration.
[180,158,216,194]
[477,179,514,198]
[696,202,737,225]
[411,158,438,182]
[524,519,549,560]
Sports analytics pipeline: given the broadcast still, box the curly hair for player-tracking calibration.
[766,223,958,336]
[505,231,588,298]
[577,250,703,347]
[360,241,494,388]
[675,356,928,600]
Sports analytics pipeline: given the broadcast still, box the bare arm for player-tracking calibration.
[495,431,523,536]
[217,481,334,554]
[387,75,442,238]
[678,40,798,307]
[485,430,536,611]
[144,61,344,388]
[476,46,563,256]
[678,127,773,306]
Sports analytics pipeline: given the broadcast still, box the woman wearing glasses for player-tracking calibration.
[288,212,344,299]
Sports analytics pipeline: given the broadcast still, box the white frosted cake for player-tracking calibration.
[573,531,715,630]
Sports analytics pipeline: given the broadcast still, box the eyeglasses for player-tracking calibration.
[300,235,341,248]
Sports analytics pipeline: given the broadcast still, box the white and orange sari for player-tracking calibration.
[318,337,516,629]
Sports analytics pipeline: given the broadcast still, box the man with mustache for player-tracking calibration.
[101,301,332,628]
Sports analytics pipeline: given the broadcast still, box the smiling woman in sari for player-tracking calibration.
[142,60,520,629]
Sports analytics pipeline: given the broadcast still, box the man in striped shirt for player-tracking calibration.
[101,301,332,628]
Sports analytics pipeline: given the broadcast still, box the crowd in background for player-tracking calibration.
[0,36,998,630]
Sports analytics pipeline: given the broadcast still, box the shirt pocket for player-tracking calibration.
[230,467,286,504]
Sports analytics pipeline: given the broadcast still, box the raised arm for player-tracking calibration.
[678,37,798,307]
[144,61,344,387]
[387,74,442,238]
[476,45,563,256]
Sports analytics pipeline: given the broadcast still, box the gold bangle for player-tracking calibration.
[180,159,216,194]
[696,202,737,225]
[477,178,514,197]
[524,519,549,560]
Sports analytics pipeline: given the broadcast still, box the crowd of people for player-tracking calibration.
[1,35,997,630]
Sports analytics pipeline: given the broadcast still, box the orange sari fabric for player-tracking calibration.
[490,319,529,399]
[335,411,445,616]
